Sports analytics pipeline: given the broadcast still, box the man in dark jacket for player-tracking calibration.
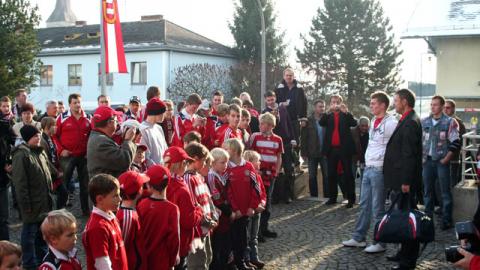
[12,125,55,270]
[300,99,327,198]
[87,106,137,178]
[320,94,357,208]
[383,89,422,270]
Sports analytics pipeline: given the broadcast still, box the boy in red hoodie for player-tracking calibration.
[183,142,217,269]
[116,171,149,270]
[82,174,127,270]
[164,147,204,270]
[137,165,180,270]
[222,138,262,270]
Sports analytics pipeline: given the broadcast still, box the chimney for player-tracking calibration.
[141,15,164,22]
[46,0,77,28]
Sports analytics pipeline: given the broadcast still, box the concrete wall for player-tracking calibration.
[436,37,480,99]
[30,50,235,111]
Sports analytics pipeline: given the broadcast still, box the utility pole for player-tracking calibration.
[255,0,266,110]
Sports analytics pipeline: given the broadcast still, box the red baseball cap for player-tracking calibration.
[146,165,171,186]
[163,146,193,163]
[118,171,150,196]
[92,106,122,124]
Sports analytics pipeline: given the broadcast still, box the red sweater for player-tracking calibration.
[184,171,214,237]
[226,160,262,215]
[55,110,91,157]
[116,207,146,270]
[202,116,217,149]
[82,208,128,270]
[248,132,284,186]
[331,112,340,147]
[137,197,180,270]
[207,170,231,233]
[166,175,204,257]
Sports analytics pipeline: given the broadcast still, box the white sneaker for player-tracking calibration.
[342,239,367,248]
[364,243,386,253]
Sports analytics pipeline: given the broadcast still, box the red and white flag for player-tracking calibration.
[101,0,127,73]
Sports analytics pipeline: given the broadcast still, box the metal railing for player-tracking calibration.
[461,131,479,182]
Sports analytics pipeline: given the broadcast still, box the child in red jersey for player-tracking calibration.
[243,150,267,269]
[207,148,235,270]
[215,104,243,148]
[116,171,150,270]
[248,112,284,240]
[183,143,217,269]
[172,94,205,148]
[164,147,204,270]
[82,174,127,270]
[138,165,180,270]
[222,138,262,270]
[0,241,22,270]
[39,209,81,270]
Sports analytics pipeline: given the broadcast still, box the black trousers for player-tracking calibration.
[210,230,231,270]
[60,156,89,214]
[327,148,355,202]
[231,216,249,266]
[282,143,295,200]
[390,190,420,268]
[260,179,275,233]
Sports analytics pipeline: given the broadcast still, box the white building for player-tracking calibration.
[31,0,236,111]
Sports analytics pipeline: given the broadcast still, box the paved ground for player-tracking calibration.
[7,189,457,269]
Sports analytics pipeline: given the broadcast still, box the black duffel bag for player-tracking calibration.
[373,192,434,244]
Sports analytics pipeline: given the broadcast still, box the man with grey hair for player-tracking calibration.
[39,100,58,121]
[352,116,370,181]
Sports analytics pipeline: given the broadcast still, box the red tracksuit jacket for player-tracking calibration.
[116,207,147,270]
[55,110,91,157]
[207,169,231,233]
[172,110,205,148]
[226,160,262,216]
[137,197,180,270]
[166,175,204,257]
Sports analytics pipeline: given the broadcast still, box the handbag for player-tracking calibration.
[373,193,434,243]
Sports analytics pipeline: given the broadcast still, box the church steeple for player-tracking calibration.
[46,0,77,28]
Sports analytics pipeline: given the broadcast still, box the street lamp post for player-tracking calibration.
[255,0,266,110]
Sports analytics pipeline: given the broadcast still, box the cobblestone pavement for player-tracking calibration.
[7,190,457,269]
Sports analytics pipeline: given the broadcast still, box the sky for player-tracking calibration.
[30,0,439,84]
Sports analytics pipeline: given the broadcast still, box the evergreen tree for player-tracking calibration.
[297,0,403,116]
[229,0,287,108]
[0,0,42,98]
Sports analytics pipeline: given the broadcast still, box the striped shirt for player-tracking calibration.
[184,171,215,236]
[248,132,284,186]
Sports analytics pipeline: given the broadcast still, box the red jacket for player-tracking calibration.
[116,207,147,270]
[137,197,180,270]
[172,110,205,148]
[215,126,243,148]
[207,169,231,233]
[55,110,91,157]
[202,116,217,149]
[166,175,204,257]
[226,160,262,216]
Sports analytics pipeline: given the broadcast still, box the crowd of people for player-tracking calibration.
[0,67,478,270]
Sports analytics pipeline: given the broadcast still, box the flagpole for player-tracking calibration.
[100,0,107,96]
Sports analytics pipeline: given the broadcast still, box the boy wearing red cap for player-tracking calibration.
[215,104,243,148]
[116,171,149,270]
[137,165,180,270]
[183,143,217,269]
[164,147,204,270]
[222,138,262,270]
[140,98,168,166]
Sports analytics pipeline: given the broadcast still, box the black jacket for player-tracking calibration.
[300,114,325,158]
[383,110,422,191]
[319,111,357,156]
[274,79,308,120]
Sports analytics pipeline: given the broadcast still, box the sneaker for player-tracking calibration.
[342,239,367,248]
[364,243,386,253]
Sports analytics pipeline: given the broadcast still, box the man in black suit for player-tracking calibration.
[320,94,357,208]
[383,89,422,270]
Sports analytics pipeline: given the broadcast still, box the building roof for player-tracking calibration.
[401,0,480,39]
[37,19,235,58]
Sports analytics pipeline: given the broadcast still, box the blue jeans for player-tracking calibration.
[21,222,47,269]
[423,159,453,225]
[0,186,9,240]
[352,166,385,243]
[307,157,328,197]
[246,213,260,261]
